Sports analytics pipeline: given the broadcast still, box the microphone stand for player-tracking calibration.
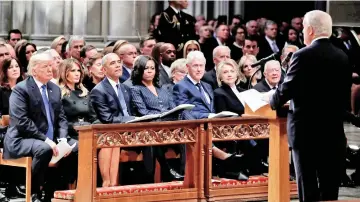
[247,54,276,89]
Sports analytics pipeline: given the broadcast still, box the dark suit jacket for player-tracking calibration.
[201,69,218,90]
[155,7,196,56]
[173,76,214,119]
[159,65,172,86]
[120,66,131,83]
[0,87,11,116]
[253,79,273,92]
[3,76,68,159]
[214,83,245,115]
[90,77,135,123]
[270,38,352,148]
[131,85,176,116]
[258,36,284,61]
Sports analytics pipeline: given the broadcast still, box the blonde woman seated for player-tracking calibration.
[183,40,201,58]
[213,59,246,115]
[238,54,262,89]
[162,58,188,94]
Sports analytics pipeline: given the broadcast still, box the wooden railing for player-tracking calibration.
[53,116,296,202]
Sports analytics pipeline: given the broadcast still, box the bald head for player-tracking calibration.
[117,44,137,68]
[303,10,332,45]
[160,43,176,66]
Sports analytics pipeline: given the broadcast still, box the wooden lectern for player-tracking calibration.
[244,103,290,202]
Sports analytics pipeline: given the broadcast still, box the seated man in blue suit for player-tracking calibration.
[173,51,248,180]
[3,52,78,202]
[90,53,153,185]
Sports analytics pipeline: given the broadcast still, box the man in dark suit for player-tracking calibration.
[202,46,231,90]
[253,60,281,92]
[3,52,78,202]
[266,10,352,202]
[173,51,249,180]
[90,53,155,184]
[90,53,135,124]
[117,44,137,83]
[257,20,284,61]
[158,43,176,86]
[155,0,196,58]
[279,45,299,83]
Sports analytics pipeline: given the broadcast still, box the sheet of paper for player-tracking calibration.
[238,89,270,112]
[126,114,161,123]
[50,141,77,164]
[160,104,195,117]
[209,111,238,118]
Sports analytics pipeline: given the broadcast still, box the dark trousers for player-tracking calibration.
[30,138,78,195]
[292,141,346,202]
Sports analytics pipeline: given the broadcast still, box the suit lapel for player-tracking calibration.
[28,77,47,118]
[103,78,121,109]
[200,81,213,110]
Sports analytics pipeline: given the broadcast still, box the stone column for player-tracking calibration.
[108,1,136,40]
[12,0,28,34]
[234,0,245,17]
[72,0,87,35]
[0,1,12,35]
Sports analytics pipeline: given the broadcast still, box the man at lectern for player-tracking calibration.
[266,10,352,202]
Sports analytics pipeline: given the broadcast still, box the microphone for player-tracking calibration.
[251,53,278,67]
[281,52,293,68]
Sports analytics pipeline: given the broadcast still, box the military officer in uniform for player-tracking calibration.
[155,0,197,59]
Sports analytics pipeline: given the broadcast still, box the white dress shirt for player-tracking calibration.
[107,77,120,96]
[265,36,279,53]
[33,77,49,99]
[265,79,278,90]
[161,63,171,77]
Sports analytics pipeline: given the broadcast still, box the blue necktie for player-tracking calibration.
[116,84,130,116]
[41,85,54,140]
[196,83,210,105]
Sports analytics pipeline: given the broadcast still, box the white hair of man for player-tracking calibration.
[27,52,53,76]
[303,10,332,38]
[170,58,187,78]
[68,35,85,49]
[212,45,231,58]
[186,50,206,65]
[264,60,281,73]
[245,20,257,28]
[265,20,277,29]
[102,53,118,66]
[281,45,299,57]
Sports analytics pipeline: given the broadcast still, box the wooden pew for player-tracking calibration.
[53,120,205,202]
[0,115,32,202]
[203,116,297,202]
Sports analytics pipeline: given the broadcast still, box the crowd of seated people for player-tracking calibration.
[0,5,360,202]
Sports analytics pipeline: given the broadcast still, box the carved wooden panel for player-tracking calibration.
[97,127,197,147]
[212,123,269,140]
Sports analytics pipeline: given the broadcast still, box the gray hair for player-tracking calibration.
[27,52,53,76]
[264,60,281,73]
[265,20,277,29]
[303,10,332,38]
[170,58,187,79]
[68,35,85,49]
[281,44,299,57]
[212,45,231,59]
[245,20,257,28]
[186,51,206,65]
[102,53,117,66]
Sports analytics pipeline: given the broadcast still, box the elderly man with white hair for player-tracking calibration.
[3,52,78,202]
[173,51,250,181]
[202,45,231,90]
[267,10,352,202]
[253,60,281,92]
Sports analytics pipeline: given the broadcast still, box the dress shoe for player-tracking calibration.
[224,171,249,181]
[223,153,247,172]
[5,184,26,198]
[31,194,42,202]
[162,169,184,182]
[0,193,9,202]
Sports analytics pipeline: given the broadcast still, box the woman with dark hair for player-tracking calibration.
[0,58,25,115]
[0,57,25,200]
[283,26,303,48]
[17,42,37,73]
[130,55,185,182]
